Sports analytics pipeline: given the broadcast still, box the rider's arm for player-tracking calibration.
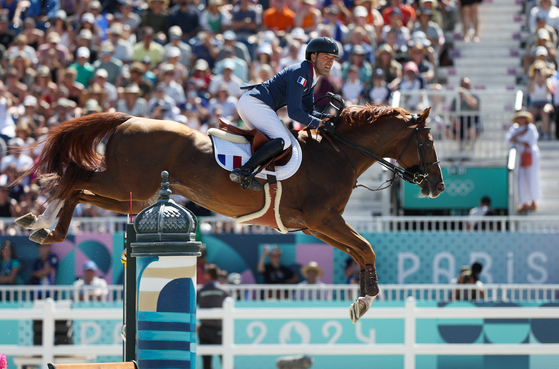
[285,67,323,129]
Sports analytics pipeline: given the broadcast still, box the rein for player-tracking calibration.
[315,94,439,187]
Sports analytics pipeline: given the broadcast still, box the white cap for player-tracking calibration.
[81,12,95,24]
[77,46,90,59]
[23,95,38,107]
[95,68,108,78]
[353,5,368,18]
[536,45,548,57]
[165,47,181,58]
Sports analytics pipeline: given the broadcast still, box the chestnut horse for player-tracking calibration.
[16,105,444,322]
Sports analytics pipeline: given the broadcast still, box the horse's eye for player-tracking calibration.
[425,140,434,148]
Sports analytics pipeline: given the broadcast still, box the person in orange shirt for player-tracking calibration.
[262,0,296,33]
[294,0,322,33]
[381,0,416,29]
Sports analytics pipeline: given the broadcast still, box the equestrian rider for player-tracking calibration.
[229,37,339,191]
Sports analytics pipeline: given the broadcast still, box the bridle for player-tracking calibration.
[315,93,440,186]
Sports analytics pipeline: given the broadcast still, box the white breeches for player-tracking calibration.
[237,93,292,150]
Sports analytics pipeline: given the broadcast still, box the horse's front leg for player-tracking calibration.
[305,212,379,323]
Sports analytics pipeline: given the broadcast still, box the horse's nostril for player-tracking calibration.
[438,182,445,192]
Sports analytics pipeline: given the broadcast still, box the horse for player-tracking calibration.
[15,105,444,322]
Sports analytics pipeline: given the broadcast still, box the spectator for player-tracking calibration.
[467,195,496,230]
[82,99,103,115]
[107,23,133,63]
[295,0,322,34]
[412,8,445,62]
[37,32,71,77]
[9,51,35,87]
[369,68,391,104]
[191,58,212,93]
[298,261,327,300]
[250,64,273,84]
[125,61,154,99]
[21,17,44,51]
[343,256,359,285]
[381,8,410,51]
[4,68,27,105]
[191,31,221,70]
[230,0,261,41]
[167,0,200,42]
[208,84,238,120]
[148,83,179,120]
[82,83,110,111]
[250,43,276,82]
[382,0,416,29]
[348,8,378,50]
[48,10,73,49]
[262,0,295,33]
[31,65,58,106]
[46,97,78,127]
[453,262,484,300]
[200,0,231,34]
[373,43,402,90]
[0,240,21,286]
[116,84,148,116]
[341,44,373,86]
[527,60,554,140]
[343,26,375,64]
[115,0,142,34]
[132,27,165,68]
[257,244,299,285]
[165,26,193,69]
[197,263,229,369]
[91,68,118,108]
[398,61,428,111]
[29,244,59,287]
[72,260,109,301]
[0,137,33,174]
[160,47,188,85]
[323,6,349,43]
[0,181,18,218]
[70,47,95,88]
[277,40,301,71]
[141,0,170,38]
[341,65,364,104]
[158,65,186,105]
[77,14,102,51]
[208,59,243,98]
[93,41,124,87]
[61,67,85,106]
[0,14,15,50]
[529,0,559,33]
[0,82,16,142]
[446,76,480,147]
[7,34,38,64]
[506,110,542,212]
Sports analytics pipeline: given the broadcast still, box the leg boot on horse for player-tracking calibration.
[350,264,379,324]
[229,138,285,191]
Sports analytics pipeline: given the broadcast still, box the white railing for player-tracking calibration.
[2,297,559,369]
[2,283,558,304]
[2,215,559,236]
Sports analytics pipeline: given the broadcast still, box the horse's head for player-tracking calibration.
[397,108,445,198]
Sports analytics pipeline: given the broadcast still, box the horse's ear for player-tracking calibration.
[417,107,431,126]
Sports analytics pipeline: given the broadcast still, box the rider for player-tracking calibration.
[229,36,339,191]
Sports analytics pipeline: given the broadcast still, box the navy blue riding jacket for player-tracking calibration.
[246,60,328,129]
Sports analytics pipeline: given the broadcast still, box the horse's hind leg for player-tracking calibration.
[15,199,64,230]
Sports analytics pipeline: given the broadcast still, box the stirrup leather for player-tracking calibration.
[359,264,379,297]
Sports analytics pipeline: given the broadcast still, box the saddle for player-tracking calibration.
[218,119,293,169]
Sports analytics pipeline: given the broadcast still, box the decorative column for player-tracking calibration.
[131,171,202,369]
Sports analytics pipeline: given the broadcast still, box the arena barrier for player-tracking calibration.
[2,296,559,369]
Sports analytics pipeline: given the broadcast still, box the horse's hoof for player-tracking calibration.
[349,297,370,324]
[29,229,50,244]
[15,213,37,229]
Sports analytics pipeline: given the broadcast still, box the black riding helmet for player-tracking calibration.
[305,37,339,62]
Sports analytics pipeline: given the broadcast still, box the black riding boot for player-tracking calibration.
[229,138,285,191]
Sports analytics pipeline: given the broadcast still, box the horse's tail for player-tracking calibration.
[20,112,132,201]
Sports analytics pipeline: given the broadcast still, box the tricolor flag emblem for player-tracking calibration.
[297,76,307,86]
[218,154,243,170]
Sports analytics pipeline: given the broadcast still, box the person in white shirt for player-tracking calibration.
[72,260,109,301]
[298,261,328,300]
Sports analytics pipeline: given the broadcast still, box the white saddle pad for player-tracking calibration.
[208,129,302,181]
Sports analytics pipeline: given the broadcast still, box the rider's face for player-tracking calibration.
[313,53,336,77]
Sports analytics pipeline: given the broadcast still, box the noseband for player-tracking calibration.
[318,94,439,186]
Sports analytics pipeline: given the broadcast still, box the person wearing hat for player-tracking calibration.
[208,58,243,98]
[37,31,71,71]
[0,134,33,175]
[407,42,435,83]
[91,68,118,108]
[9,50,35,88]
[323,6,350,43]
[200,0,232,34]
[82,99,102,115]
[397,61,428,111]
[257,245,299,286]
[453,262,484,300]
[343,27,374,64]
[72,260,109,301]
[215,46,249,82]
[218,30,251,66]
[147,82,180,120]
[132,26,165,68]
[411,7,445,59]
[49,10,73,49]
[29,243,58,290]
[229,37,339,191]
[159,64,187,106]
[341,56,368,104]
[382,0,417,29]
[191,58,212,91]
[165,26,193,68]
[69,47,95,88]
[208,82,238,121]
[124,61,154,98]
[106,23,133,63]
[506,110,542,212]
[116,84,148,116]
[92,41,124,87]
[82,82,110,110]
[115,0,142,34]
[47,97,78,126]
[529,0,559,34]
[8,34,37,65]
[160,46,188,85]
[348,6,378,49]
[298,261,326,300]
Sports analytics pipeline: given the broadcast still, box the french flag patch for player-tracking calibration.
[297,76,307,86]
[218,154,243,170]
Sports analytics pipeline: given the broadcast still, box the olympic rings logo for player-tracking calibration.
[445,179,475,197]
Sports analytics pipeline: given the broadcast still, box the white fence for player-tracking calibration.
[2,215,559,236]
[2,283,559,304]
[1,296,559,369]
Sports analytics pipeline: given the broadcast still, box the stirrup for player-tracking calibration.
[359,264,379,297]
[240,172,263,191]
